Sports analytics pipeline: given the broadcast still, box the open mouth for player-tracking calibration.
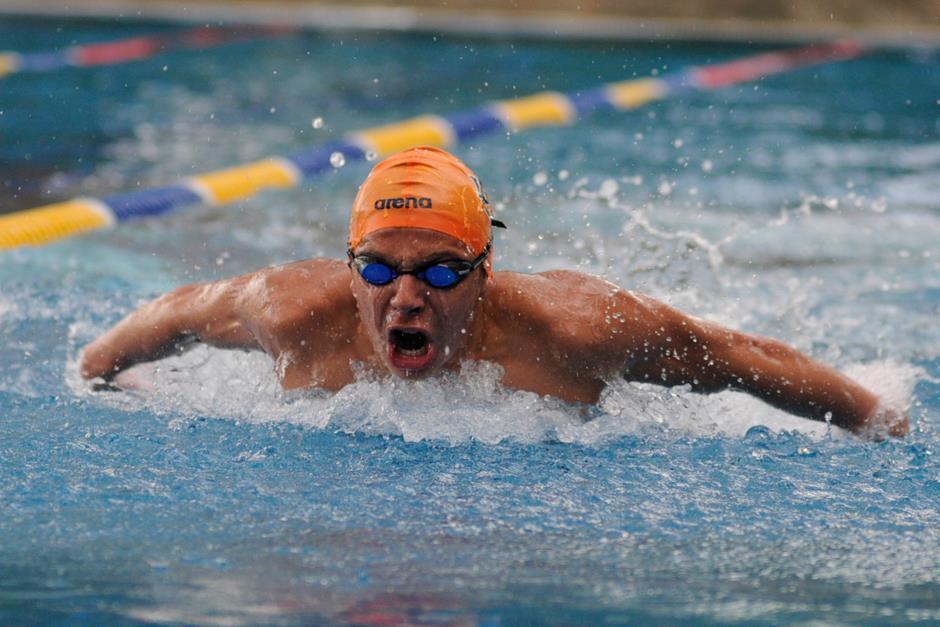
[390,329,429,354]
[387,328,435,372]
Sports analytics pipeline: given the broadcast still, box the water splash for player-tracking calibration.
[65,342,922,446]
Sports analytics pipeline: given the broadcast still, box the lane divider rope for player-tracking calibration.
[0,40,867,250]
[0,25,295,79]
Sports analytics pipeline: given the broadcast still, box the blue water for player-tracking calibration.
[2,16,940,624]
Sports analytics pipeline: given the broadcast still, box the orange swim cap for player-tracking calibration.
[348,146,503,259]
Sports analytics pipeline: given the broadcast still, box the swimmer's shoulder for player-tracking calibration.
[489,268,641,314]
[250,257,350,294]
[487,269,657,346]
[236,258,356,337]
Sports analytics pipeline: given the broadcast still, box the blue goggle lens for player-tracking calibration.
[360,262,396,286]
[421,265,460,288]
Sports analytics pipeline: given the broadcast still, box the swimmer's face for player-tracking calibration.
[349,228,489,379]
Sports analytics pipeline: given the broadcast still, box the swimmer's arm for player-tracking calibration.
[603,293,908,438]
[80,277,260,380]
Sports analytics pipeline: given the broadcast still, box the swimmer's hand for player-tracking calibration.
[80,333,198,384]
[80,338,122,382]
[857,403,910,440]
[87,368,154,393]
[81,340,126,392]
[91,380,123,392]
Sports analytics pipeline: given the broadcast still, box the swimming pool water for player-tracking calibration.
[1,16,939,624]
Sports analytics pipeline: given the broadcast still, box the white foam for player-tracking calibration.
[67,340,923,445]
[843,360,925,415]
[0,295,14,320]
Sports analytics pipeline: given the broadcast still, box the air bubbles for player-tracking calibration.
[533,171,548,186]
[701,159,714,173]
[365,150,378,162]
[744,425,773,442]
[330,152,346,168]
[558,169,569,181]
[672,138,684,148]
[311,117,324,129]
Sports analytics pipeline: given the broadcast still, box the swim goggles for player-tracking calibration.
[348,245,490,289]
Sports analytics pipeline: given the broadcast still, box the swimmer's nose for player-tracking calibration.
[389,274,427,316]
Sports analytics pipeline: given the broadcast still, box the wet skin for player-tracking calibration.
[80,228,908,438]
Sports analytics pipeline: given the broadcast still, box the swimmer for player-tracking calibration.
[80,146,908,438]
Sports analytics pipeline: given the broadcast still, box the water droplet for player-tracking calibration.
[330,152,346,168]
[599,178,619,199]
[311,117,324,129]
